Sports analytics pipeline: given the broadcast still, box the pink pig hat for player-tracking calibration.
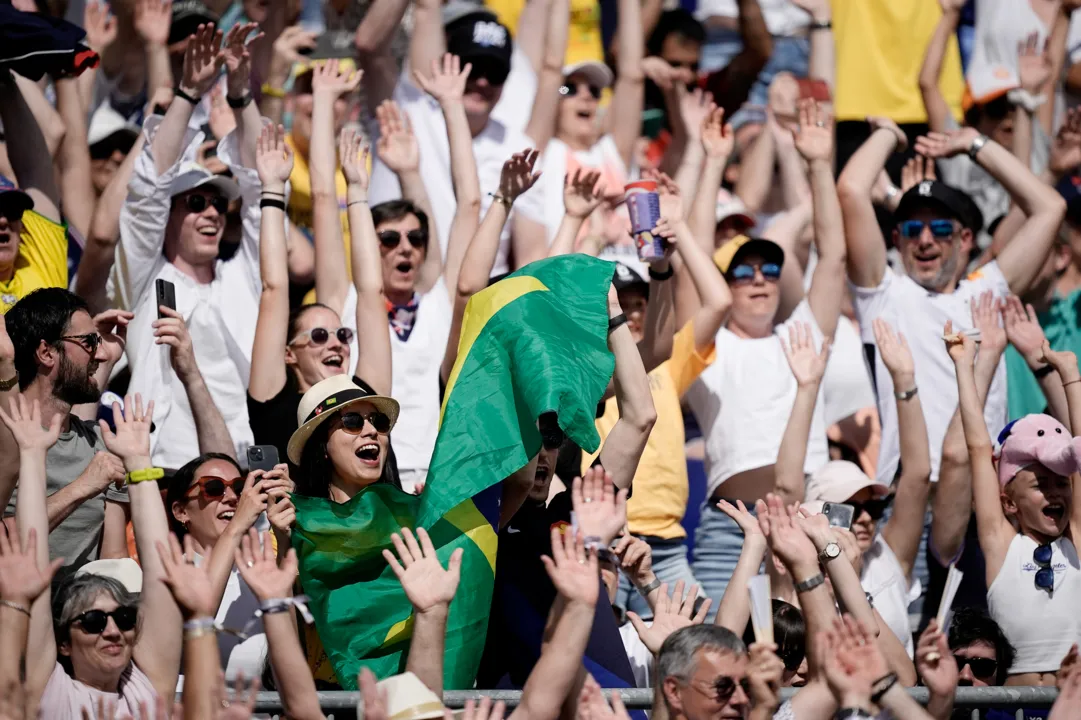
[997,414,1081,487]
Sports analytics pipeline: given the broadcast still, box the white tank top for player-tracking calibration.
[987,534,1081,674]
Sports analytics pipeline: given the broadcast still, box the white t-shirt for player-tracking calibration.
[862,534,920,658]
[850,263,1009,485]
[694,0,810,36]
[822,316,877,427]
[686,299,830,498]
[618,621,653,689]
[368,71,544,278]
[340,279,453,475]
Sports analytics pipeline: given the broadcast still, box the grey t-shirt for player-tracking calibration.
[5,415,128,579]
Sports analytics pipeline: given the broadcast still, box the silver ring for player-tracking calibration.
[816,121,825,127]
[221,701,231,709]
[584,498,593,503]
[246,561,254,568]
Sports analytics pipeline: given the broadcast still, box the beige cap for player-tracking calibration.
[804,460,889,504]
[76,558,143,594]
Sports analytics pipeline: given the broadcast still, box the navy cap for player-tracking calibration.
[894,179,983,234]
[612,263,648,294]
[0,176,33,215]
[444,12,512,85]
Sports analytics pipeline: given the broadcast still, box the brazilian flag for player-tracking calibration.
[291,255,616,690]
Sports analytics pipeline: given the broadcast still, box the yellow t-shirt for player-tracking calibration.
[485,0,604,66]
[583,322,715,539]
[285,135,353,306]
[832,0,964,124]
[0,210,68,314]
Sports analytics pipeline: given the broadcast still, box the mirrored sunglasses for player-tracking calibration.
[899,219,956,239]
[729,263,781,282]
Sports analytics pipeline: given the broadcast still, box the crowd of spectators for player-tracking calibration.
[3,0,1081,717]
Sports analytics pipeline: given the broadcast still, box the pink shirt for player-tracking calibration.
[39,662,158,719]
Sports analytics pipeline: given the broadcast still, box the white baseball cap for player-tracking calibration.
[563,60,614,90]
[87,104,141,149]
[76,558,143,594]
[167,161,240,201]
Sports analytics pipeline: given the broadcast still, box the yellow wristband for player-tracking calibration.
[126,467,165,484]
[261,83,286,99]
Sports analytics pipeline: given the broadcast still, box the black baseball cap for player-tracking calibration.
[894,179,983,235]
[612,263,648,295]
[169,0,218,45]
[444,2,512,86]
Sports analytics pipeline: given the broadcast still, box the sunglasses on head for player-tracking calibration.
[58,332,103,356]
[850,495,893,521]
[1034,543,1055,592]
[71,606,138,634]
[188,475,245,502]
[378,229,427,250]
[289,326,354,347]
[560,82,602,100]
[953,655,998,679]
[729,263,781,283]
[339,410,392,435]
[184,193,229,215]
[899,219,956,239]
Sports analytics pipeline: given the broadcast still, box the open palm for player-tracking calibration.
[256,123,294,186]
[384,528,462,613]
[375,101,418,174]
[793,99,833,162]
[414,53,471,105]
[0,529,62,603]
[0,396,62,452]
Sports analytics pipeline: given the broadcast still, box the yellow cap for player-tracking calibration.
[713,235,785,275]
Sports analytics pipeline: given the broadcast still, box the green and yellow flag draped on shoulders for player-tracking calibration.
[291,255,617,689]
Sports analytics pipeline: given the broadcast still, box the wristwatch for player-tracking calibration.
[637,576,663,597]
[967,134,988,160]
[894,387,918,401]
[819,542,841,564]
[794,572,825,594]
[227,93,253,109]
[0,372,17,392]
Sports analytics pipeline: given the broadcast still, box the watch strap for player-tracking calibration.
[794,572,825,593]
[1034,363,1055,379]
[0,372,17,392]
[648,265,674,281]
[174,87,200,105]
[637,577,663,597]
[870,672,898,705]
[227,93,253,109]
[818,542,841,563]
[809,19,832,30]
[608,313,628,333]
[126,467,165,484]
[894,387,918,401]
[967,134,988,160]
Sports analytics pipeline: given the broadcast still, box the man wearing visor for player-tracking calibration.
[369,1,545,280]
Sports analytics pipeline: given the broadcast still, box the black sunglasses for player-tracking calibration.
[184,193,229,215]
[953,655,997,679]
[289,326,354,347]
[378,229,427,250]
[712,676,752,702]
[1034,543,1055,592]
[0,204,25,223]
[468,58,510,86]
[72,606,138,634]
[559,82,601,100]
[340,410,392,434]
[58,333,102,356]
[850,495,894,522]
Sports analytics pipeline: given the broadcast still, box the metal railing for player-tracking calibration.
[247,687,1060,716]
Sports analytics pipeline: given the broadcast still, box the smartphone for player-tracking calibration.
[155,279,176,319]
[797,78,832,103]
[246,445,280,473]
[822,502,855,530]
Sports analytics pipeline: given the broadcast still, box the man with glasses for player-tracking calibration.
[919,608,1014,720]
[114,24,264,468]
[368,0,547,279]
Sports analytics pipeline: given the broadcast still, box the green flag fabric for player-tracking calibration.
[291,254,617,689]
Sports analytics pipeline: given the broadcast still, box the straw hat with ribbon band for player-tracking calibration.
[356,672,463,720]
[287,375,400,465]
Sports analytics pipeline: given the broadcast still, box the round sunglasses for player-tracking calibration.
[289,326,354,347]
[184,193,229,215]
[71,606,138,634]
[187,475,246,502]
[339,410,391,435]
[378,229,427,250]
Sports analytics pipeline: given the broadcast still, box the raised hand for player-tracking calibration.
[223,22,264,98]
[780,321,830,388]
[383,527,463,614]
[640,56,692,92]
[627,580,711,654]
[793,99,833,162]
[1041,340,1081,383]
[821,615,890,704]
[571,466,627,546]
[271,25,318,69]
[256,123,294,187]
[541,527,599,607]
[1050,108,1081,176]
[414,53,471,106]
[916,619,958,698]
[94,308,133,364]
[900,154,936,194]
[231,473,269,532]
[1058,645,1080,691]
[157,533,218,618]
[1002,295,1047,366]
[872,319,915,385]
[84,1,119,52]
[795,506,836,554]
[756,493,819,574]
[746,642,785,712]
[0,528,62,605]
[374,101,418,175]
[914,127,982,159]
[360,668,389,720]
[1018,32,1051,95]
[867,116,908,151]
[235,529,299,603]
[339,128,371,189]
[612,534,655,590]
[680,88,716,141]
[716,499,763,539]
[970,290,1006,355]
[650,170,684,222]
[179,23,225,100]
[133,0,171,47]
[564,168,604,220]
[311,58,362,99]
[701,106,734,159]
[0,396,61,454]
[943,320,977,368]
[153,306,199,382]
[98,394,153,463]
[578,675,632,720]
[499,150,541,202]
[216,671,260,719]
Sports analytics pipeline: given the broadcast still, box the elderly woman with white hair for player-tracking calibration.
[0,394,181,714]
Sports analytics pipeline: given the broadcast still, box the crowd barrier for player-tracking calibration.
[245,686,1059,716]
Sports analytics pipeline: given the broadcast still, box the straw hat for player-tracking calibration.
[357,672,449,720]
[287,375,400,465]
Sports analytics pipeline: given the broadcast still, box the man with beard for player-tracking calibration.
[836,122,1066,488]
[0,289,129,579]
